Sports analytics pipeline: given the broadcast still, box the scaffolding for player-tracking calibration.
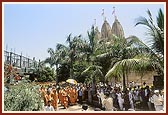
[4,50,37,71]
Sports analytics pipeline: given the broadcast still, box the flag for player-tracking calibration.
[112,7,115,15]
[102,9,104,16]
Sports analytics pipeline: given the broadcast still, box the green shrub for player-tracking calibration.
[36,67,56,82]
[4,83,43,111]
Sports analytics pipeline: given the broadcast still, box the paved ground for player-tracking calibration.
[56,103,144,111]
[44,101,143,111]
[57,103,94,111]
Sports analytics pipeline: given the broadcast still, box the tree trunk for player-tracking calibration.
[70,63,73,79]
[56,64,58,85]
[123,68,126,91]
[126,72,128,87]
[70,48,75,79]
[92,76,96,95]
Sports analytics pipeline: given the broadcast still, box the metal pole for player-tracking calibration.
[20,52,22,68]
[28,58,30,68]
[10,52,12,65]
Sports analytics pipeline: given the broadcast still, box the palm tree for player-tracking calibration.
[85,25,96,64]
[105,56,152,91]
[66,34,74,79]
[45,43,68,84]
[135,8,164,76]
[133,54,153,86]
[104,35,152,90]
[46,33,89,82]
[77,25,108,93]
[30,60,46,82]
[66,34,89,79]
[81,65,103,93]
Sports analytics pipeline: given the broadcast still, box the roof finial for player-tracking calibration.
[112,6,117,20]
[102,8,105,21]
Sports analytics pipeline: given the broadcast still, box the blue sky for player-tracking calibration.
[3,3,164,61]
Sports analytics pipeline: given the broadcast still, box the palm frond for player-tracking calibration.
[47,48,54,55]
[66,33,72,43]
[105,56,152,81]
[157,8,164,31]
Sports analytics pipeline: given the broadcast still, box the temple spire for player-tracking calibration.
[112,6,117,20]
[101,8,105,21]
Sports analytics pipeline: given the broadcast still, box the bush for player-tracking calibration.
[37,67,56,82]
[4,83,43,111]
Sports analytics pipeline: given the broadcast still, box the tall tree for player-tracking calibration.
[104,35,151,90]
[135,8,164,77]
[66,34,74,79]
[66,34,88,79]
[86,25,96,64]
[45,43,68,84]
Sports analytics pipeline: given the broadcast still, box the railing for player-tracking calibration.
[4,50,38,70]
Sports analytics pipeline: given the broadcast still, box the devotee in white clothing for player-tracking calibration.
[44,100,55,111]
[116,91,124,110]
[153,90,163,111]
[102,92,114,111]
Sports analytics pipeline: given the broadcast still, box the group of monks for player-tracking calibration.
[39,84,78,110]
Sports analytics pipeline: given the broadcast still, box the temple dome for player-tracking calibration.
[111,17,125,38]
[101,19,112,39]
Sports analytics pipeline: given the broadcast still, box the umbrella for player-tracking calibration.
[66,79,77,85]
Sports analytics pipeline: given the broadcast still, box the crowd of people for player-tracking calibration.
[39,82,164,111]
[39,84,79,111]
[96,83,164,111]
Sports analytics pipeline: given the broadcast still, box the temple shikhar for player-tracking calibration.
[94,8,155,87]
[95,8,125,42]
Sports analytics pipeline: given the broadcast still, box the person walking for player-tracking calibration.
[45,90,52,106]
[123,90,130,111]
[144,86,150,110]
[153,90,164,111]
[78,87,83,104]
[88,86,92,104]
[44,100,55,111]
[128,88,134,110]
[116,90,124,110]
[51,88,59,110]
[102,92,114,111]
[148,91,155,111]
[62,88,69,109]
